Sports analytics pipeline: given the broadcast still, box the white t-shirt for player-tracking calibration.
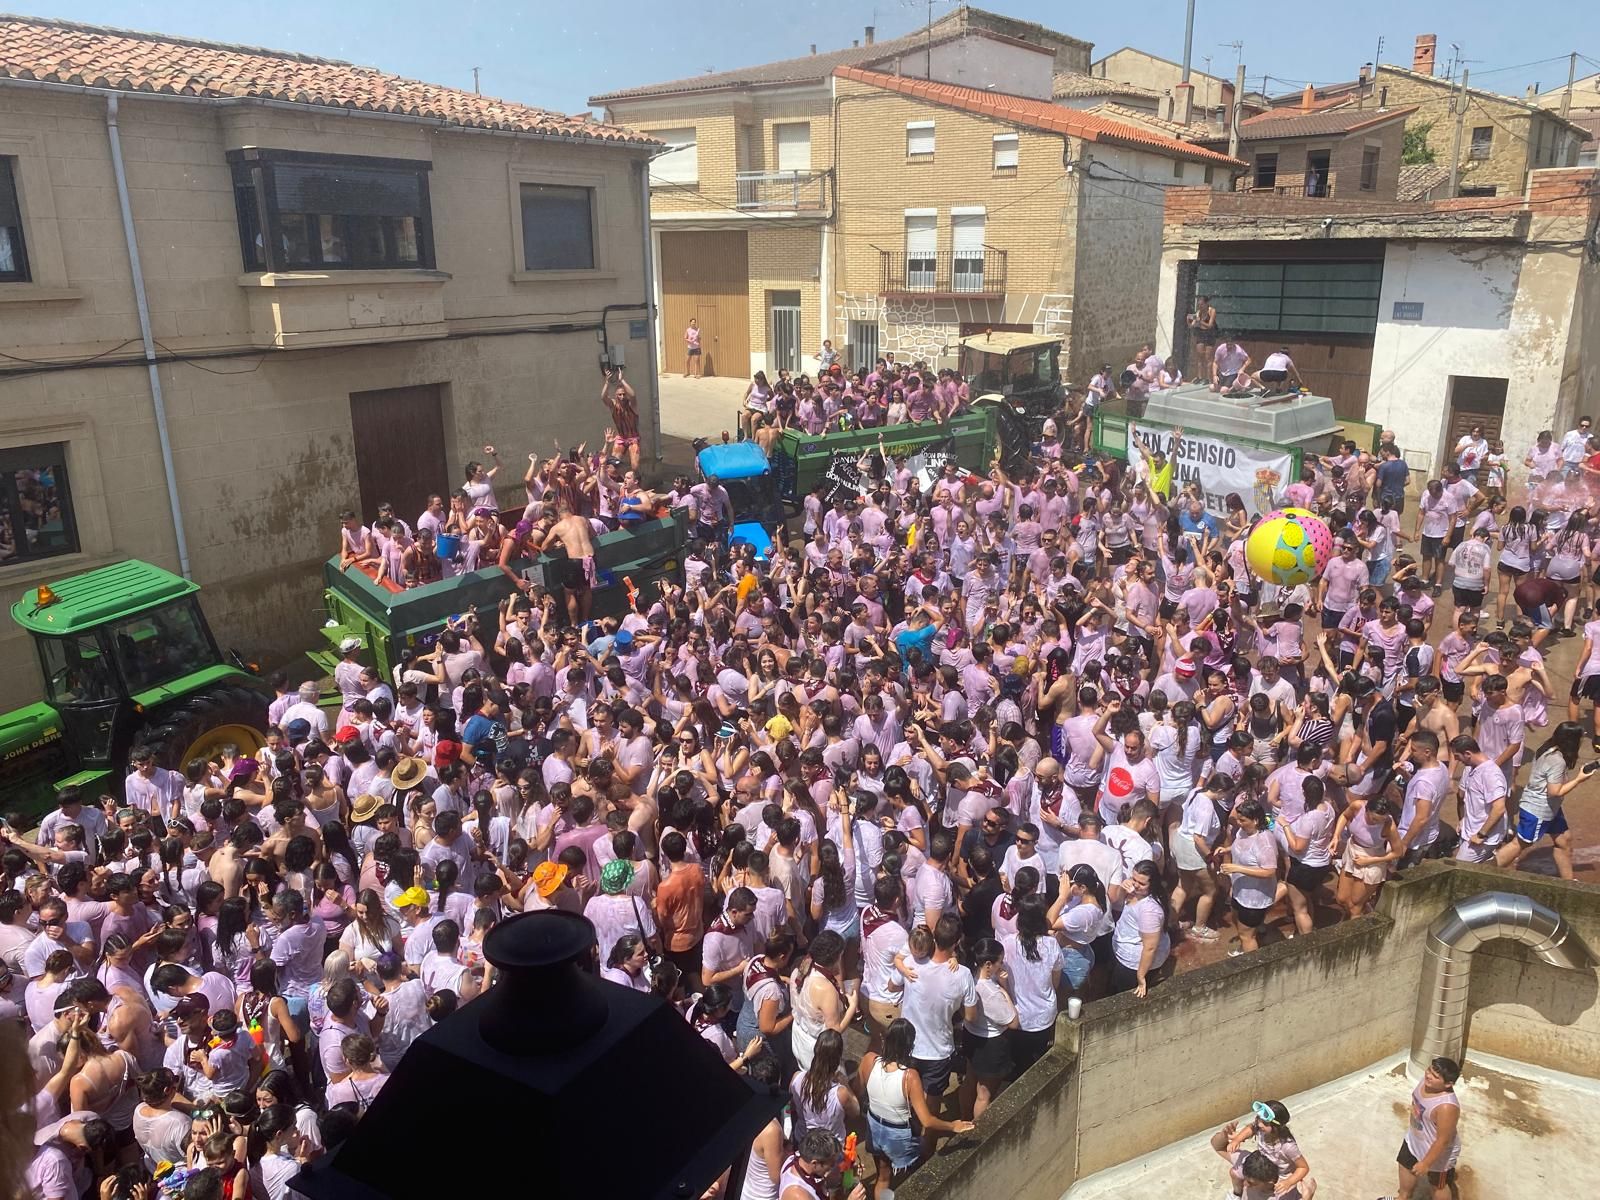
[898,956,975,1061]
[999,932,1062,1032]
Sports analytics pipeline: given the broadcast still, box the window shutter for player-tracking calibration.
[906,122,935,156]
[775,124,811,172]
[951,212,985,256]
[992,135,1018,169]
[904,213,937,256]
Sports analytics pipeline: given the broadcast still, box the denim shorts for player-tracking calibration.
[1062,944,1094,989]
[869,1111,920,1172]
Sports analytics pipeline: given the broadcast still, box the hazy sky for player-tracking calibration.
[15,0,1600,114]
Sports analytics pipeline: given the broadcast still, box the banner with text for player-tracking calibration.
[1129,423,1292,518]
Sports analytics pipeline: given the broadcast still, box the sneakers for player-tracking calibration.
[1431,584,1442,598]
[1190,925,1219,940]
[1227,948,1247,957]
[1559,626,1579,639]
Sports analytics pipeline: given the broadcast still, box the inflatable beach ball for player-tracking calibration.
[1245,507,1333,587]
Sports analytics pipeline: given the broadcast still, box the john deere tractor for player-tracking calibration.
[0,560,267,824]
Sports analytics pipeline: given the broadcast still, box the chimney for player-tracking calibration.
[865,25,875,45]
[852,39,859,48]
[1525,83,1536,99]
[1302,83,1315,112]
[1359,64,1372,87]
[1413,34,1437,76]
[809,43,816,56]
[1174,81,1195,126]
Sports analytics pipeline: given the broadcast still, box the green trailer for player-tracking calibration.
[313,512,688,684]
[777,406,1001,503]
[2,560,267,823]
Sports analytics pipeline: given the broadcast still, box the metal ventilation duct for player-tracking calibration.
[1409,890,1595,1079]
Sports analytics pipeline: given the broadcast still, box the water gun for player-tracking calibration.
[246,1016,265,1047]
[623,575,638,609]
[840,1132,859,1193]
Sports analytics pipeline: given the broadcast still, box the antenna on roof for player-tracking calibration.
[472,66,480,94]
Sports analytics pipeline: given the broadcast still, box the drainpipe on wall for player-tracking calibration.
[635,157,664,465]
[105,95,192,580]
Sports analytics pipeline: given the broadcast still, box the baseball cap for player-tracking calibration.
[333,726,361,746]
[395,887,430,910]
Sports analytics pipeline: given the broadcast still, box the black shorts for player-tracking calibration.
[1497,562,1527,578]
[1380,493,1406,515]
[1286,859,1333,892]
[687,346,702,356]
[1447,526,1466,550]
[1259,369,1288,384]
[1571,674,1600,703]
[1091,930,1115,969]
[1452,586,1484,610]
[1442,679,1465,704]
[1231,900,1270,928]
[911,1054,952,1099]
[1007,1026,1054,1075]
[962,1028,1014,1080]
[1159,598,1178,621]
[1421,535,1444,562]
[1109,544,1134,565]
[1396,703,1416,733]
[1397,1140,1456,1185]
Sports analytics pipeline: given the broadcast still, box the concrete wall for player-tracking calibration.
[1092,48,1234,115]
[896,862,1600,1200]
[1367,236,1582,467]
[876,37,1055,100]
[0,86,653,707]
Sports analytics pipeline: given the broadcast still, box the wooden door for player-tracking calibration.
[1252,336,1375,424]
[349,384,448,523]
[660,230,750,378]
[1446,376,1508,447]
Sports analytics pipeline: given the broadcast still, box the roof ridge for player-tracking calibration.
[0,11,358,68]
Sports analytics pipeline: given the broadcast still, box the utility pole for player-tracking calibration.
[1231,63,1247,160]
[1181,0,1195,82]
[1448,68,1470,197]
[1561,50,1578,118]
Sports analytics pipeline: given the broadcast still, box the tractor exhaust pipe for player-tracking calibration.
[1409,891,1595,1079]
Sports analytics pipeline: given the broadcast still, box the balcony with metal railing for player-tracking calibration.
[733,170,831,212]
[879,248,1007,296]
[1234,171,1339,199]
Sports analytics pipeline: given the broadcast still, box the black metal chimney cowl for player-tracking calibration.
[291,910,781,1200]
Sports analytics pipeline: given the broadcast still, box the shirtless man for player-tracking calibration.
[601,367,643,471]
[752,414,784,458]
[208,827,250,899]
[1411,677,1460,770]
[545,499,599,625]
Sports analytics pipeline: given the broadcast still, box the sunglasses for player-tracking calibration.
[1016,837,1037,847]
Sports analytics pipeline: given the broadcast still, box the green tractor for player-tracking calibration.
[0,560,267,824]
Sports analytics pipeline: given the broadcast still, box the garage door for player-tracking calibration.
[660,231,750,378]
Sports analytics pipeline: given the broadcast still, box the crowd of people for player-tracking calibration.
[6,340,1594,1200]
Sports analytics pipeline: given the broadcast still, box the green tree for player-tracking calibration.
[1403,121,1438,165]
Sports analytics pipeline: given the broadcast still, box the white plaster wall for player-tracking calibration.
[885,37,1055,100]
[1156,248,1192,362]
[1367,240,1578,467]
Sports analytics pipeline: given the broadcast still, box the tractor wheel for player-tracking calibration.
[135,685,268,772]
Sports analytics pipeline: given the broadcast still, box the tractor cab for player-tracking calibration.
[957,331,1065,412]
[695,441,785,558]
[3,560,266,820]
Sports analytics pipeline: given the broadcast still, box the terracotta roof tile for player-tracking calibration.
[1397,163,1451,201]
[0,14,657,146]
[1085,102,1215,141]
[1052,72,1161,101]
[1235,106,1416,140]
[833,66,1245,168]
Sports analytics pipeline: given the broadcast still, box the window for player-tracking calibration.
[1253,152,1278,188]
[904,211,936,287]
[1360,145,1381,191]
[992,134,1019,170]
[1204,165,1215,185]
[951,209,986,292]
[1458,185,1498,198]
[0,442,77,566]
[228,150,434,272]
[775,123,811,173]
[848,319,880,371]
[110,600,215,694]
[907,121,935,157]
[1173,160,1185,180]
[39,632,117,706]
[650,128,698,185]
[519,184,595,271]
[0,156,28,282]
[1469,127,1493,160]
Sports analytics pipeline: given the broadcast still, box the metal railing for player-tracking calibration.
[879,247,1007,294]
[1234,172,1338,198]
[733,170,831,211]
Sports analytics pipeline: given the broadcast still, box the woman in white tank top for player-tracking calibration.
[858,1017,974,1183]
